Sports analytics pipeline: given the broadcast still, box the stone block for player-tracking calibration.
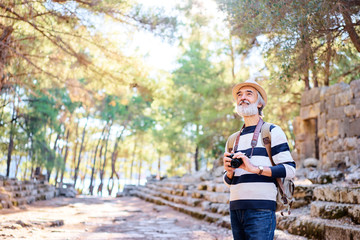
[292,116,302,136]
[348,205,360,224]
[319,153,334,170]
[325,82,350,97]
[324,225,356,240]
[340,118,351,138]
[197,183,207,191]
[303,158,319,168]
[348,150,360,165]
[318,112,326,130]
[349,117,360,137]
[311,201,347,219]
[325,95,335,109]
[314,185,360,204]
[300,103,321,120]
[327,106,345,120]
[335,90,353,107]
[295,133,306,142]
[331,138,344,152]
[192,191,204,199]
[326,120,340,137]
[301,88,320,106]
[215,184,229,193]
[344,137,357,150]
[174,189,184,196]
[344,105,356,117]
[319,86,328,101]
[350,79,360,98]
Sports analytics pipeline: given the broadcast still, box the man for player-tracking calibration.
[223,79,296,240]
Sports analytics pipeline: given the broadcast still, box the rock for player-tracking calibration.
[117,185,136,197]
[307,170,344,184]
[49,220,64,227]
[345,167,360,184]
[303,158,319,168]
[16,220,32,227]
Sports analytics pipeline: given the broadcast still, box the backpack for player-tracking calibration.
[225,121,295,215]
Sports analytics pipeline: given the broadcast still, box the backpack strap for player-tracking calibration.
[261,123,286,196]
[225,131,240,153]
[225,118,264,154]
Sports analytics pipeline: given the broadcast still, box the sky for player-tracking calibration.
[98,0,266,80]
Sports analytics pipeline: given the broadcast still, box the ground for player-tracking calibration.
[0,196,233,240]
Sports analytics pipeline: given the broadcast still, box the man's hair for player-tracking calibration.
[257,90,265,116]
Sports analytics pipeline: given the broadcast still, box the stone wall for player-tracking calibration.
[0,177,56,209]
[293,80,360,170]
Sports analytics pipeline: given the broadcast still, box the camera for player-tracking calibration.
[229,153,247,168]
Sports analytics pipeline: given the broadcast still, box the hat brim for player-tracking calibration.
[232,82,267,105]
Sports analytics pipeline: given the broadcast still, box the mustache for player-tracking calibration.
[239,100,250,105]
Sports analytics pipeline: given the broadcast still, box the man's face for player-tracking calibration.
[236,86,258,105]
[235,86,261,117]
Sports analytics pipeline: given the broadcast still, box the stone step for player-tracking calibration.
[35,191,55,201]
[12,190,33,198]
[274,229,308,240]
[3,179,20,186]
[1,199,13,208]
[3,185,21,192]
[313,184,360,204]
[196,181,229,193]
[139,186,229,216]
[134,189,231,228]
[193,190,229,203]
[141,187,202,207]
[311,201,360,223]
[277,206,360,240]
[134,187,308,240]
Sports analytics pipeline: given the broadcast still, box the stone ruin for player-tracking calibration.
[0,176,56,209]
[125,79,360,240]
[293,79,360,170]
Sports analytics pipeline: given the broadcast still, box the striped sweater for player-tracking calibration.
[223,124,296,211]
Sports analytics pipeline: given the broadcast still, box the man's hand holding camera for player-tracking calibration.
[223,151,259,179]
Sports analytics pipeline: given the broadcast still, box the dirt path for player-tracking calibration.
[0,196,233,240]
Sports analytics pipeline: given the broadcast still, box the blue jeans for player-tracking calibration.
[230,209,276,240]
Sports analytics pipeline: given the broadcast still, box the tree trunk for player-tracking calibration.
[0,26,13,90]
[6,98,16,177]
[47,131,61,181]
[137,134,143,185]
[70,121,80,181]
[129,138,137,184]
[156,151,161,180]
[324,30,332,86]
[310,49,318,88]
[14,156,20,178]
[60,128,71,184]
[340,4,360,52]
[89,124,107,195]
[97,139,105,195]
[107,126,126,196]
[73,114,89,187]
[23,154,29,180]
[98,120,112,196]
[229,33,236,81]
[194,145,199,171]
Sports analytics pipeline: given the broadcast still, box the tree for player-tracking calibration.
[216,0,360,87]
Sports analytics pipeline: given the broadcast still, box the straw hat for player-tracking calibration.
[232,79,267,105]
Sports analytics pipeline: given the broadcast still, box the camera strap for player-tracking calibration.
[233,118,264,158]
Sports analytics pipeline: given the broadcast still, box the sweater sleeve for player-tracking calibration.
[269,125,296,179]
[223,172,232,187]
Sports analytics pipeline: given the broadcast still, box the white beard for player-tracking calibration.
[236,101,259,117]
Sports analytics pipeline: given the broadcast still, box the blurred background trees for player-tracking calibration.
[0,0,359,195]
